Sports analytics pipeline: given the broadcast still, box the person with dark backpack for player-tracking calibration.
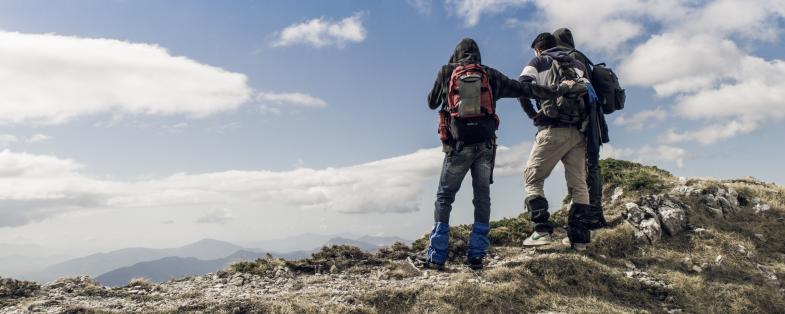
[517,33,594,250]
[419,38,555,270]
[553,28,626,232]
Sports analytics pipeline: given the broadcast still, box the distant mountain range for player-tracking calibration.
[19,234,410,285]
[94,250,266,287]
[32,239,248,282]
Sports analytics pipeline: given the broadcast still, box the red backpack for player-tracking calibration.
[438,64,498,144]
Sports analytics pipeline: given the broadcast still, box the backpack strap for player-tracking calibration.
[568,49,593,66]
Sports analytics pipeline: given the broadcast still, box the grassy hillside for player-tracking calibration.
[2,159,784,313]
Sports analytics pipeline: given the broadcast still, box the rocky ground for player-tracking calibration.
[2,159,784,313]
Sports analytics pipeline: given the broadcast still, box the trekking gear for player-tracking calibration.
[540,56,588,125]
[523,230,554,247]
[467,222,490,259]
[564,48,625,115]
[464,256,484,270]
[585,205,608,230]
[561,236,588,251]
[448,64,495,119]
[439,64,499,145]
[426,222,450,265]
[572,243,588,251]
[526,195,552,233]
[567,203,592,244]
[437,110,451,143]
[590,63,625,114]
[489,139,497,184]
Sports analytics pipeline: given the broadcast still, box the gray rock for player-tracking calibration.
[703,194,719,208]
[716,196,736,215]
[639,218,662,244]
[658,205,686,236]
[754,202,771,214]
[611,187,624,204]
[625,203,657,224]
[707,207,724,218]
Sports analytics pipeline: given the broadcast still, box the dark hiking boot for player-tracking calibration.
[464,256,484,270]
[586,205,607,230]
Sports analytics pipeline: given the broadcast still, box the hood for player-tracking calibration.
[449,38,481,65]
[541,46,573,62]
[553,28,575,49]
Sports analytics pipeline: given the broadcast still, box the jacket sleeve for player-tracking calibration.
[518,76,538,119]
[427,66,448,110]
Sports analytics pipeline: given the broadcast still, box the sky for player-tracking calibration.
[1,0,784,266]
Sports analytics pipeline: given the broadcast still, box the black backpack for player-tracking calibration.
[590,63,625,114]
[568,50,626,114]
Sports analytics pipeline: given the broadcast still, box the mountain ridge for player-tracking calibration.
[3,160,784,313]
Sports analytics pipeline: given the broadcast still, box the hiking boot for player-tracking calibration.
[523,231,553,247]
[586,205,608,230]
[464,256,484,270]
[408,256,445,271]
[562,237,588,251]
[572,243,588,251]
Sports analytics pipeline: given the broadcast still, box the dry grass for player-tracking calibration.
[127,277,154,290]
[217,161,785,314]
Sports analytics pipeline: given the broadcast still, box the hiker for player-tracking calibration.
[554,27,621,232]
[421,38,555,270]
[517,33,594,250]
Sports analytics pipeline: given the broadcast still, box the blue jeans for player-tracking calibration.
[435,142,493,224]
[427,142,493,263]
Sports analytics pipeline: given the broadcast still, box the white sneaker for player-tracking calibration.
[561,237,570,245]
[523,231,554,247]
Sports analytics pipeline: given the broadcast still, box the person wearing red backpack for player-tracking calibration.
[417,38,555,270]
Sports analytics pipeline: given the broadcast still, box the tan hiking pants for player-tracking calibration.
[524,127,590,205]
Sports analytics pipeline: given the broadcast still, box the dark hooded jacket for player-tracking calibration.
[553,28,610,145]
[427,38,552,111]
[517,46,589,127]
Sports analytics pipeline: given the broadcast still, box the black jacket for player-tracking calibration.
[428,38,553,110]
[553,28,610,146]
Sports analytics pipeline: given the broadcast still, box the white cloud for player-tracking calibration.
[408,0,433,14]
[445,0,530,27]
[619,33,745,96]
[612,108,668,131]
[0,142,531,227]
[527,0,690,53]
[272,13,367,48]
[256,91,328,114]
[659,120,759,145]
[0,31,252,125]
[601,144,687,168]
[0,135,18,147]
[586,0,785,144]
[195,208,233,224]
[26,134,51,143]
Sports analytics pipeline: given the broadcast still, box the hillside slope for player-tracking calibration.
[1,159,784,313]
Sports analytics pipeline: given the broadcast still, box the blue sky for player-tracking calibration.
[0,0,784,268]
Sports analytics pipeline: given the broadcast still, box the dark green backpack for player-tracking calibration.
[540,56,588,125]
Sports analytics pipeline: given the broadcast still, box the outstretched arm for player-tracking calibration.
[487,68,554,100]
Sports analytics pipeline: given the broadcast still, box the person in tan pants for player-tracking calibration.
[518,33,593,250]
